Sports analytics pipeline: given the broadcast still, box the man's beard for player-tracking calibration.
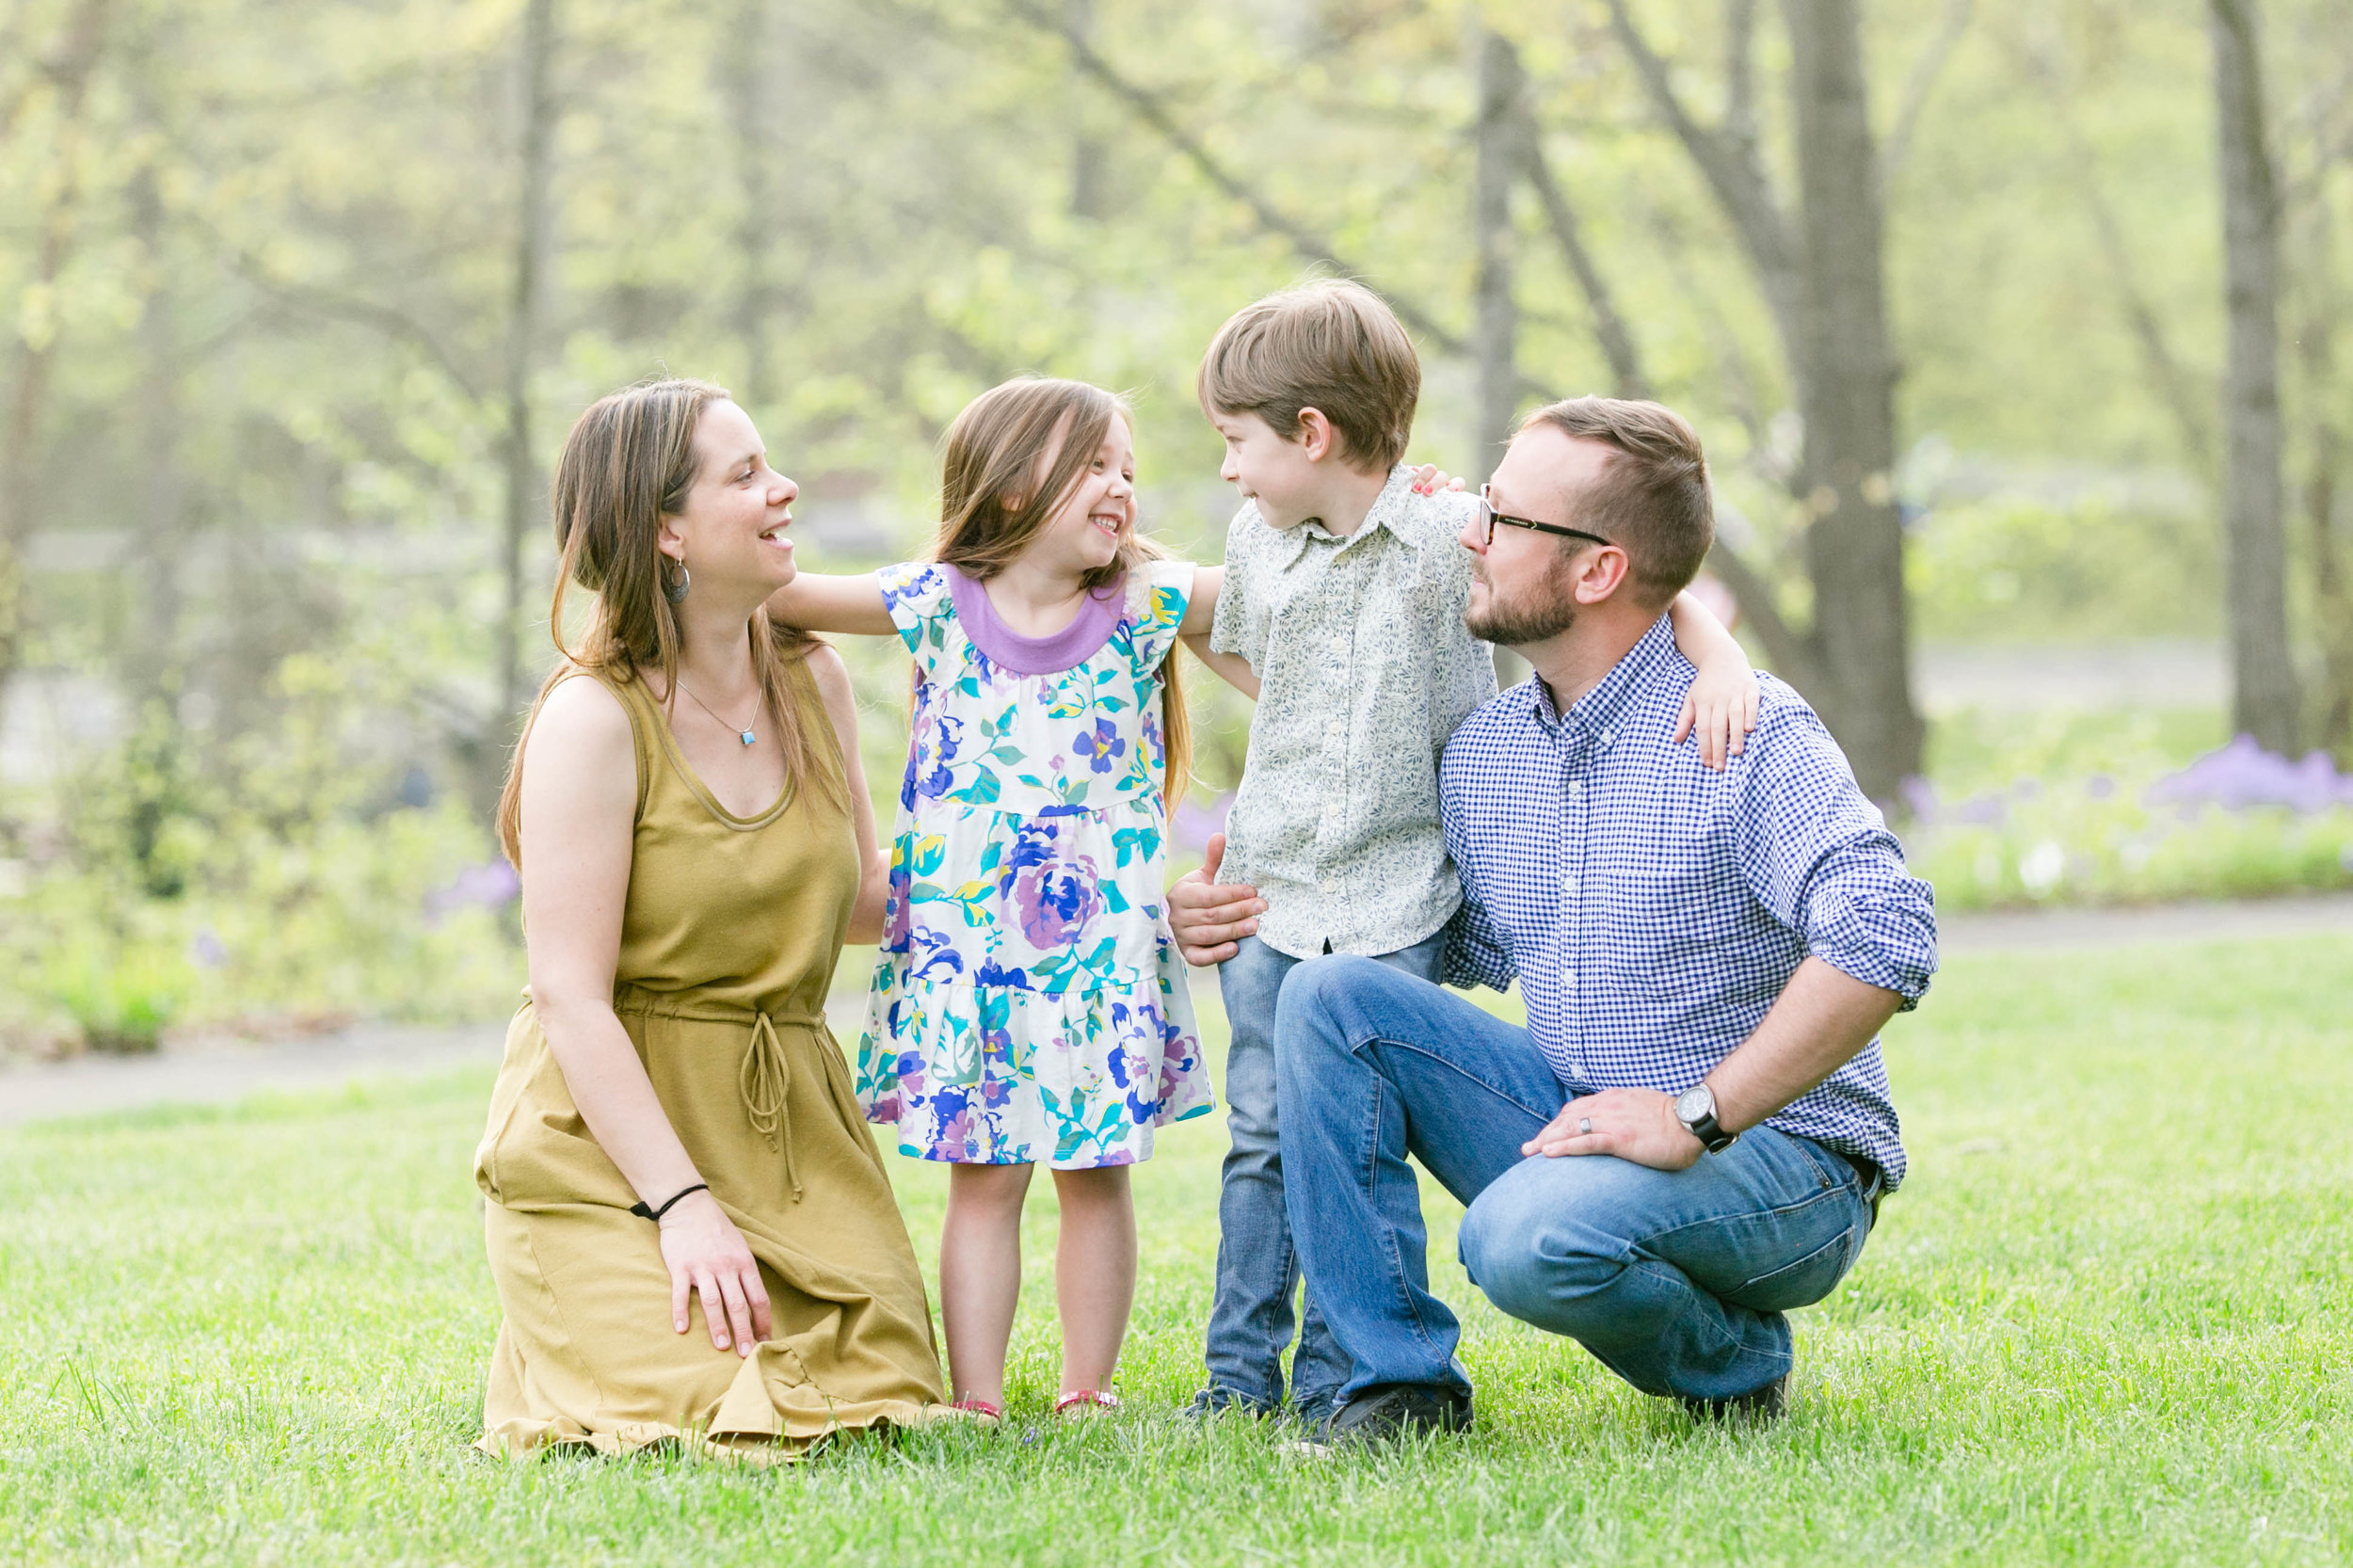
[1465,559,1579,646]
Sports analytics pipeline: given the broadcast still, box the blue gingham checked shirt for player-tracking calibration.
[1440,613,1937,1186]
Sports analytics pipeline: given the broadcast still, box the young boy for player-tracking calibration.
[1183,280,1753,1426]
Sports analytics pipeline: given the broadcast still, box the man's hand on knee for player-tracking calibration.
[1168,833,1266,966]
[1523,1087,1704,1171]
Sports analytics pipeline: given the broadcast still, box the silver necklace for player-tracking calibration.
[677,680,759,746]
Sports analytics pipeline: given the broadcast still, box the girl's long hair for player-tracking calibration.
[928,376,1193,811]
[495,376,840,867]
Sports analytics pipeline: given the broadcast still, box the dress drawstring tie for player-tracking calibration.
[738,1012,803,1203]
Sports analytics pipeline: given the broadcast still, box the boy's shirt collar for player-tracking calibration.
[1265,464,1424,568]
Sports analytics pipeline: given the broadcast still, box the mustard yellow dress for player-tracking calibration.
[473,658,947,1458]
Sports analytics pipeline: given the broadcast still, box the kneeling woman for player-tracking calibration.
[475,377,947,1457]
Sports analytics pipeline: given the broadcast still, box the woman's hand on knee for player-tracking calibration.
[658,1190,775,1355]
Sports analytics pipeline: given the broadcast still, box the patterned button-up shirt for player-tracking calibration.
[1209,465,1497,959]
[1440,613,1937,1185]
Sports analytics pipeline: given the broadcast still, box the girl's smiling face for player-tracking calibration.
[1028,413,1137,577]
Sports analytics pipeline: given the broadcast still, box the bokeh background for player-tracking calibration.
[3,0,2350,1054]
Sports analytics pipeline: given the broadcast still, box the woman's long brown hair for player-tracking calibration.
[494,377,840,867]
[928,376,1193,811]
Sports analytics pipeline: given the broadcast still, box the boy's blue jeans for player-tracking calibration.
[1274,956,1880,1407]
[1203,929,1448,1420]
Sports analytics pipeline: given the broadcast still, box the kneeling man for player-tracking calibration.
[1170,397,1936,1442]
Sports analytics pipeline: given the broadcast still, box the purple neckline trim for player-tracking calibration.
[945,565,1126,676]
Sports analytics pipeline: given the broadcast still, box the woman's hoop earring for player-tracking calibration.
[664,561,690,604]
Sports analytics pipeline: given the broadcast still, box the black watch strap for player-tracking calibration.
[1675,1084,1739,1154]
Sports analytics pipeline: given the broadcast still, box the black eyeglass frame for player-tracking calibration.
[1477,484,1614,550]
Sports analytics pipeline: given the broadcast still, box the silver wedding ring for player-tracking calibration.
[1577,1116,1593,1135]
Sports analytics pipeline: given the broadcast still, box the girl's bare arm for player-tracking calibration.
[767,572,894,636]
[1176,565,1260,698]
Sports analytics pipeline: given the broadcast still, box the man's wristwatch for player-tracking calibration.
[1673,1082,1738,1154]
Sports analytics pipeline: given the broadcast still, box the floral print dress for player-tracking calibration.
[856,558,1213,1168]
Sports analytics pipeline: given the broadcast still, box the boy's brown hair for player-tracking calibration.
[1196,280,1419,472]
[1519,395,1714,609]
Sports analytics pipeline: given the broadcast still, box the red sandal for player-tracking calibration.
[1052,1389,1122,1417]
[947,1396,1003,1425]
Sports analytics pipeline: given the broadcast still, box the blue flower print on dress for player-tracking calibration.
[855,559,1213,1169]
[1074,718,1127,775]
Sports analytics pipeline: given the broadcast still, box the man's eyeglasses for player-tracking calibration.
[1478,484,1614,551]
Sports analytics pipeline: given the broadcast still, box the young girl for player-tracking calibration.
[769,376,1214,1420]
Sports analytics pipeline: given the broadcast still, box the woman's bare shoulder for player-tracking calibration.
[529,670,636,759]
[799,641,855,711]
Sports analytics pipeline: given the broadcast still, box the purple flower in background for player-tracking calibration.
[1950,794,2008,826]
[1897,776,1939,822]
[424,859,520,926]
[2146,736,2353,815]
[2087,774,2117,800]
[1172,791,1234,853]
[189,930,229,969]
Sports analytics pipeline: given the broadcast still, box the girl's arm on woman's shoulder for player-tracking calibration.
[804,644,889,945]
[766,571,894,636]
[517,677,774,1357]
[1175,564,1260,698]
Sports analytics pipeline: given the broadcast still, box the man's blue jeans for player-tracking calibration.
[1274,956,1878,1406]
[1204,930,1448,1418]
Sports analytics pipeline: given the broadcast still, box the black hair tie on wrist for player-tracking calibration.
[630,1182,709,1222]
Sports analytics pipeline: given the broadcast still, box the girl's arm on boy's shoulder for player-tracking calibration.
[1176,563,1223,634]
[1176,565,1261,698]
[1667,588,1761,772]
[766,572,894,636]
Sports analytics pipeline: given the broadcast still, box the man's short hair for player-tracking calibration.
[1197,280,1419,472]
[1519,396,1714,608]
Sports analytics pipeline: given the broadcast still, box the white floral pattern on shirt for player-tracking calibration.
[1208,465,1497,959]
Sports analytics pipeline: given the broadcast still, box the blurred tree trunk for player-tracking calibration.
[1783,0,1920,797]
[490,0,558,814]
[1067,0,1109,219]
[2208,0,2299,755]
[129,77,184,707]
[729,0,779,412]
[2300,173,2350,753]
[1517,111,1651,403]
[0,0,111,704]
[1604,0,1922,801]
[1472,25,1523,480]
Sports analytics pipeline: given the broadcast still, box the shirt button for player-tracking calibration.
[1599,728,1613,745]
[1561,872,1577,897]
[1566,781,1583,800]
[1562,969,1577,991]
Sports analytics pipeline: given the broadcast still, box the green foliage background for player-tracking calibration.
[2,0,2351,1044]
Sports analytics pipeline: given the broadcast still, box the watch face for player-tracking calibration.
[1674,1085,1713,1123]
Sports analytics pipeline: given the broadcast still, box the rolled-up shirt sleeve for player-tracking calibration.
[1734,698,1938,1008]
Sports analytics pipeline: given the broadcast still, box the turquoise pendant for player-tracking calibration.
[739,728,756,746]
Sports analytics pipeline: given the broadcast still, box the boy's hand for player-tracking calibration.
[1673,657,1761,771]
[1409,464,1466,496]
[1168,834,1265,966]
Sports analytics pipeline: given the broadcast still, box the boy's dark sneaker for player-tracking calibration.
[1677,1370,1791,1423]
[1315,1383,1473,1447]
[1178,1385,1274,1423]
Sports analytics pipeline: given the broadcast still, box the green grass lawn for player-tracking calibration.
[3,936,2349,1566]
